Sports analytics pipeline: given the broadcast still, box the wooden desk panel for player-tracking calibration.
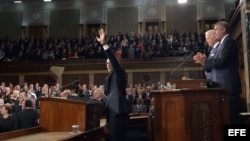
[0,126,42,141]
[3,132,82,141]
[152,88,230,141]
[39,97,101,132]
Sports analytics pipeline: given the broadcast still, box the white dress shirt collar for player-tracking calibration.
[213,42,220,48]
[220,34,229,44]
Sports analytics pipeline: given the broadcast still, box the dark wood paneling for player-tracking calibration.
[94,73,107,86]
[62,74,89,89]
[0,75,19,85]
[133,72,160,85]
[29,25,43,38]
[25,75,55,85]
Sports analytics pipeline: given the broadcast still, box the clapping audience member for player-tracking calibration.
[60,89,71,97]
[142,85,152,112]
[5,93,16,115]
[13,91,26,114]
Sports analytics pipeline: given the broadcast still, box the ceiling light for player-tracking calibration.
[44,0,52,2]
[178,0,187,4]
[14,0,22,3]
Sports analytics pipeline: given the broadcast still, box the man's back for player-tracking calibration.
[17,108,38,129]
[17,109,38,129]
[17,100,39,129]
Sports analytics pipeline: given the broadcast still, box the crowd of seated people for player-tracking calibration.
[0,30,207,62]
[0,79,160,132]
[0,85,39,133]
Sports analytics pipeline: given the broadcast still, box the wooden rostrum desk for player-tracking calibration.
[0,97,105,141]
[151,88,230,141]
[0,97,154,141]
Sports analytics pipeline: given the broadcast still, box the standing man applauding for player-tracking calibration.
[96,28,130,141]
[193,21,242,124]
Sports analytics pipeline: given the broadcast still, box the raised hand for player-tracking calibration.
[96,28,105,45]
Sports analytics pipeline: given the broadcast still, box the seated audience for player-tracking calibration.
[78,83,90,98]
[132,97,147,113]
[149,97,155,116]
[92,87,107,114]
[0,98,4,109]
[0,104,16,133]
[26,89,37,99]
[5,93,16,115]
[0,30,205,62]
[13,91,26,114]
[92,87,107,102]
[60,89,71,97]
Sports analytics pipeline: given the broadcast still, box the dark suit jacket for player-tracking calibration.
[0,115,16,133]
[78,89,90,98]
[17,108,39,129]
[104,48,130,116]
[204,35,241,94]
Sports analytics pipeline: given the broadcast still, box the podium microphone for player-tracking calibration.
[60,80,79,90]
[72,80,79,84]
[170,52,195,80]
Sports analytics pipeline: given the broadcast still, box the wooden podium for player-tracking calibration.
[152,80,230,141]
[39,97,102,132]
[169,79,211,89]
[0,97,104,141]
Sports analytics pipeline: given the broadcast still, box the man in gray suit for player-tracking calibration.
[194,29,220,80]
[96,28,130,141]
[193,21,242,124]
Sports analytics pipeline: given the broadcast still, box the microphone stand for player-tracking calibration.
[60,80,79,90]
[170,52,195,80]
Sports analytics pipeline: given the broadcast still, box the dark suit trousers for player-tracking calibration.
[229,94,243,124]
[107,114,129,141]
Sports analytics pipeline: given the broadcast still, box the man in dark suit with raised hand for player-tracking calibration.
[96,28,130,141]
[193,21,242,124]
